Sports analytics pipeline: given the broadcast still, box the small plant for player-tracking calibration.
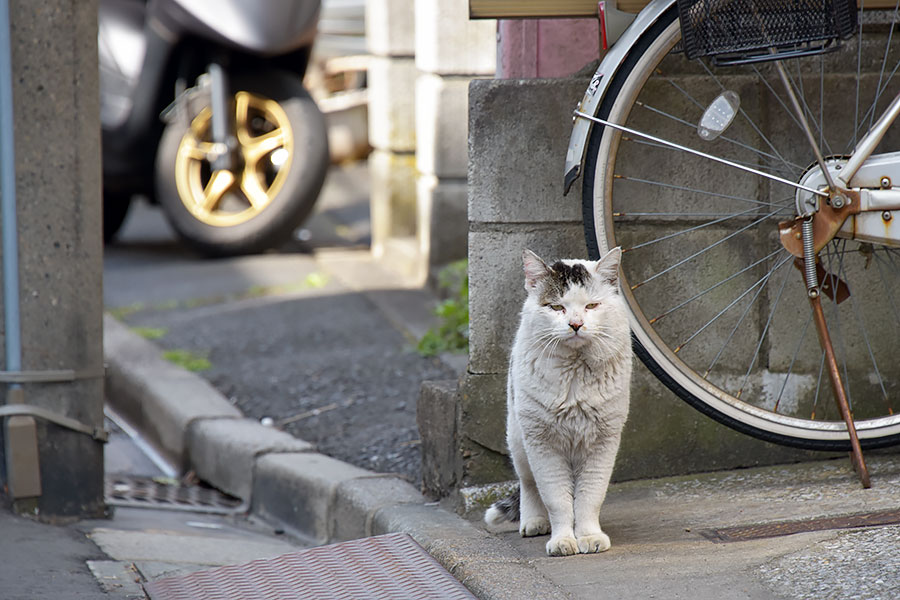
[132,326,167,340]
[417,260,469,357]
[162,349,212,372]
[108,303,145,320]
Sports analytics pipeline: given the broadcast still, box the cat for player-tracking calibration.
[485,247,632,557]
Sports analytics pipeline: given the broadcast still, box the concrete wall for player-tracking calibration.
[419,74,840,501]
[0,0,105,517]
[415,0,494,282]
[367,0,494,284]
[366,0,419,278]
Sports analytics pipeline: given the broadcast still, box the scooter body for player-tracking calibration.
[99,0,329,256]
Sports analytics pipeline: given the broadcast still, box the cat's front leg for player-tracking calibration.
[519,477,550,537]
[508,411,550,536]
[526,444,578,556]
[573,438,620,554]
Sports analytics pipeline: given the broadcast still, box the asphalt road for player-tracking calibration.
[103,163,457,484]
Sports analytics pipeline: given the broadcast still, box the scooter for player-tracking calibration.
[99,0,329,256]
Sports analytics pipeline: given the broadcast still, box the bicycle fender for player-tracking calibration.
[563,0,676,195]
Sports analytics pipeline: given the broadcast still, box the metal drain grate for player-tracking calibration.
[700,509,900,543]
[105,475,244,514]
[143,532,476,600]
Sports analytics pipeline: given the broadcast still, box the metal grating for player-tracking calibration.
[700,509,900,543]
[143,532,476,600]
[105,475,244,514]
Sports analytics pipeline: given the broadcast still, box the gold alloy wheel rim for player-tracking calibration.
[174,91,294,227]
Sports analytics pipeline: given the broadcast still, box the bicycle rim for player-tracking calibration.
[583,6,900,450]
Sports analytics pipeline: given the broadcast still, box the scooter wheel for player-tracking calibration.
[155,68,329,257]
[103,190,133,243]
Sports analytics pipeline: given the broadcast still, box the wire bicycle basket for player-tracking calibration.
[676,0,858,65]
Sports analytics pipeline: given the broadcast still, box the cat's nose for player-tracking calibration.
[569,322,582,332]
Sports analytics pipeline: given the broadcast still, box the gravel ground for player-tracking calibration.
[123,268,456,486]
[758,525,900,600]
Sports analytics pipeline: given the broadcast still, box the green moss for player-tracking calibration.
[132,326,167,340]
[108,303,145,320]
[162,349,211,372]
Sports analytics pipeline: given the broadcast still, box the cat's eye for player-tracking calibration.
[585,302,599,309]
[548,304,565,312]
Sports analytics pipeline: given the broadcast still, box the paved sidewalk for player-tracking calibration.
[5,251,900,598]
[5,160,900,598]
[99,246,900,599]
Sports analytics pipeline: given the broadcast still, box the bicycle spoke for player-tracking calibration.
[614,173,793,210]
[848,53,900,153]
[811,349,826,420]
[704,253,793,376]
[697,61,797,174]
[623,133,799,178]
[634,100,803,174]
[630,205,791,290]
[823,241,855,411]
[676,255,788,355]
[791,56,835,158]
[819,55,825,152]
[652,248,785,325]
[751,63,832,159]
[839,253,892,409]
[628,204,788,252]
[737,257,793,398]
[614,211,768,218]
[854,2,864,149]
[774,309,815,413]
[867,1,900,132]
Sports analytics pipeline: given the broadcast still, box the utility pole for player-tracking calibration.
[0,0,105,518]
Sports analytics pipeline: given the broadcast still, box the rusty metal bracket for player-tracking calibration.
[0,404,108,442]
[0,366,105,384]
[779,191,862,258]
[792,259,850,304]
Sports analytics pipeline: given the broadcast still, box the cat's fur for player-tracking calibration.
[485,248,631,557]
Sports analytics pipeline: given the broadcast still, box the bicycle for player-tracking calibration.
[564,0,900,486]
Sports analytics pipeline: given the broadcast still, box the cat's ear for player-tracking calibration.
[593,247,622,286]
[523,249,551,291]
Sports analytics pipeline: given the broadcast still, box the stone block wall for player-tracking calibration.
[419,75,836,500]
[366,0,494,283]
[366,0,419,277]
[414,0,495,282]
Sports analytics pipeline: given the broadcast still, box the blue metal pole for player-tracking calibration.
[0,0,22,376]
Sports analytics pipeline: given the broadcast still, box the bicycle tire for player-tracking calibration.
[582,5,900,450]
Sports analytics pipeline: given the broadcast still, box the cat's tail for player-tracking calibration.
[484,488,520,525]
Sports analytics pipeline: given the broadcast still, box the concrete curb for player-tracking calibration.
[103,314,565,599]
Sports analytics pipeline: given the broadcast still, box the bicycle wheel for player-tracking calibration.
[583,5,900,450]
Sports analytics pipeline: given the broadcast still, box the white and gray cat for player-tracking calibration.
[485,248,632,557]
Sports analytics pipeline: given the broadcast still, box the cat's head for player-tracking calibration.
[521,248,628,353]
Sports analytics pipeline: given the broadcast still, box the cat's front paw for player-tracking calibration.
[520,517,551,537]
[546,535,579,556]
[576,532,611,554]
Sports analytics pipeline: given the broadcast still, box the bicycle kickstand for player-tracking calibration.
[808,290,871,489]
[798,225,871,488]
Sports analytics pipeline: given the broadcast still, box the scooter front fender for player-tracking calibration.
[155,0,321,55]
[563,0,676,195]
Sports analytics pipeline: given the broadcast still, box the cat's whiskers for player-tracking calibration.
[537,334,561,364]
